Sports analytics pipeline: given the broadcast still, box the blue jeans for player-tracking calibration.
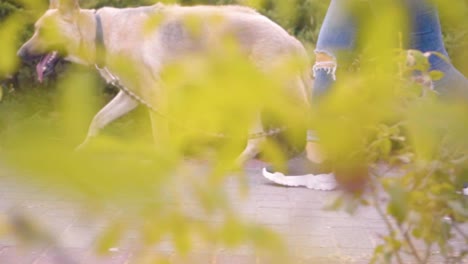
[307,0,468,141]
[312,0,468,101]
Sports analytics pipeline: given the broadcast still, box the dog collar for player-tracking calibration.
[95,11,106,68]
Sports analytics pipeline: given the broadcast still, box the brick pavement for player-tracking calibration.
[0,160,467,264]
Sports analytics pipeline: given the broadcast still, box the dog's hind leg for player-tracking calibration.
[235,114,266,165]
[76,90,139,150]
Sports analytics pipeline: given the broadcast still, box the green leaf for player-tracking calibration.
[407,49,431,71]
[220,217,246,247]
[448,201,468,218]
[379,139,392,157]
[173,228,191,255]
[441,220,452,242]
[374,244,385,255]
[389,238,402,250]
[429,70,444,81]
[95,221,125,255]
[387,185,409,224]
[427,51,451,64]
[412,227,422,239]
[324,195,344,211]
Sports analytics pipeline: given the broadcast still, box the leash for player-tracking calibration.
[93,11,285,140]
[105,70,285,139]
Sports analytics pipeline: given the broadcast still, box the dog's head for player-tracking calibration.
[17,0,81,82]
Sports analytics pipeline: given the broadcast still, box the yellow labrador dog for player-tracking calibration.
[18,0,311,163]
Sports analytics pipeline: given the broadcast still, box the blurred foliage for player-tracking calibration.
[309,2,468,263]
[0,0,468,263]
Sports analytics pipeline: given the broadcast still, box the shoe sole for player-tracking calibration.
[262,168,337,191]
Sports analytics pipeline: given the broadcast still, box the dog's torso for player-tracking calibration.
[19,2,312,161]
[93,4,309,101]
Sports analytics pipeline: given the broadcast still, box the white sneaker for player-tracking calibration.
[262,155,337,191]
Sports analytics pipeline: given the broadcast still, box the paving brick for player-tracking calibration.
[321,217,361,228]
[289,199,329,210]
[290,207,351,219]
[81,250,133,264]
[296,256,344,264]
[332,227,374,249]
[337,248,373,263]
[365,228,386,248]
[352,207,382,220]
[291,247,341,260]
[255,198,291,209]
[33,247,89,264]
[59,225,99,248]
[1,162,467,263]
[255,207,290,225]
[260,224,289,237]
[0,246,45,264]
[0,235,18,247]
[171,253,216,264]
[216,254,257,264]
[251,186,289,197]
[288,217,334,237]
[218,245,253,255]
[288,235,336,248]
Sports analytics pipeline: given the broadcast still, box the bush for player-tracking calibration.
[1,1,468,263]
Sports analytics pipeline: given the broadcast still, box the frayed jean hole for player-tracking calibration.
[313,52,337,80]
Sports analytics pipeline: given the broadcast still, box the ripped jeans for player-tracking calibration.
[308,0,468,141]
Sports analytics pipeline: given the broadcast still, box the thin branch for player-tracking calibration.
[370,179,405,264]
[396,223,423,263]
[452,222,468,242]
[421,221,437,264]
[451,250,468,264]
[422,243,433,264]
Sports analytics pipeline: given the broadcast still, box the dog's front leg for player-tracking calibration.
[149,111,170,147]
[76,90,139,150]
[146,80,170,147]
[235,114,266,165]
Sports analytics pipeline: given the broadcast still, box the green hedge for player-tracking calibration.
[1,0,466,90]
[0,0,329,91]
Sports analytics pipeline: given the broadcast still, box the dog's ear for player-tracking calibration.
[56,0,80,20]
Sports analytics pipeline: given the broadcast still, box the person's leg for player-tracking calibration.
[263,0,468,192]
[308,0,358,164]
[405,0,468,196]
[263,0,358,190]
[404,0,468,97]
[312,0,357,101]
